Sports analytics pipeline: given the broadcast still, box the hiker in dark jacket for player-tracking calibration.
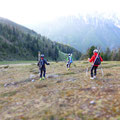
[37,54,50,80]
[88,49,103,79]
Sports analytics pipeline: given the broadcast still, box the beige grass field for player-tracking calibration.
[0,61,120,120]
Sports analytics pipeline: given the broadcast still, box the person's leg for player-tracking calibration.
[40,69,43,80]
[43,69,46,78]
[94,66,98,77]
[67,62,70,70]
[69,63,71,68]
[67,63,68,68]
[91,66,94,78]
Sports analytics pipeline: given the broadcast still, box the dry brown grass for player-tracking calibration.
[0,61,120,120]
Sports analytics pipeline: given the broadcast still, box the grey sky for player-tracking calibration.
[0,0,120,26]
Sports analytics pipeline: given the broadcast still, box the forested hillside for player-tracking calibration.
[0,18,81,61]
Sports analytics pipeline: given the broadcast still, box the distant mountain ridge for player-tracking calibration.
[32,14,120,53]
[0,17,81,61]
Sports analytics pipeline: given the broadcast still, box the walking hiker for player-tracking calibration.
[66,53,73,70]
[88,49,103,79]
[37,54,50,80]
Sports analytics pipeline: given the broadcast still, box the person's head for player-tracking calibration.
[93,49,98,54]
[68,53,71,56]
[41,54,44,60]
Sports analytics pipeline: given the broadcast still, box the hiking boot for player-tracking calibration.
[40,78,42,80]
[42,77,45,80]
[67,68,70,70]
[94,76,96,79]
[90,77,94,80]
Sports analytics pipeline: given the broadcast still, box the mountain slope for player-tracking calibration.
[33,15,120,53]
[0,17,37,36]
[0,17,81,61]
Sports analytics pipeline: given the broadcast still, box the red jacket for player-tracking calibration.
[89,52,103,66]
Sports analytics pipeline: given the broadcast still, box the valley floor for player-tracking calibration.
[0,61,120,120]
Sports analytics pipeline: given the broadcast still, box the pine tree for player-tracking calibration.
[104,48,111,61]
[87,46,96,58]
[111,50,117,61]
[117,48,120,61]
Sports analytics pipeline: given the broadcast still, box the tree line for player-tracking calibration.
[81,46,120,61]
[0,23,81,61]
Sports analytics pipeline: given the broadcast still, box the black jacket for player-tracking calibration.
[37,59,50,69]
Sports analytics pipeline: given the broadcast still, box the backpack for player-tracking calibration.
[38,59,44,68]
[68,56,73,63]
[94,55,101,65]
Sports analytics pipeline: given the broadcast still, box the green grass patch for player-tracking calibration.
[102,64,120,68]
[73,63,77,67]
[0,61,37,65]
[0,84,5,87]
[0,91,18,97]
[35,84,47,89]
[58,51,67,61]
[105,73,113,76]
[81,61,89,64]
[102,62,109,64]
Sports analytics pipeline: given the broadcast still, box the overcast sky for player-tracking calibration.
[0,0,120,26]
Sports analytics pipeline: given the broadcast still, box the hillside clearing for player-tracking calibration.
[0,61,120,120]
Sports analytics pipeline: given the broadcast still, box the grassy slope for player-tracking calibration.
[58,51,67,61]
[0,61,37,65]
[0,61,120,119]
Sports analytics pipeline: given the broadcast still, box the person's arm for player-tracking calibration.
[100,56,103,62]
[37,61,40,66]
[44,59,50,65]
[89,55,95,63]
[66,57,68,62]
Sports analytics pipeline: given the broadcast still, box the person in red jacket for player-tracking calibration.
[88,49,103,79]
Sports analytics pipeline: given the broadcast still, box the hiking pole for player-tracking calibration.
[38,51,41,61]
[86,61,91,76]
[93,47,104,77]
[99,62,104,77]
[95,47,104,77]
[101,67,104,77]
[38,51,41,78]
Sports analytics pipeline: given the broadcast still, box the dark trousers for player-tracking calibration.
[40,69,46,78]
[67,62,71,68]
[91,66,98,77]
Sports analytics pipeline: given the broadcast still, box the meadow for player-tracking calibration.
[0,61,120,120]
